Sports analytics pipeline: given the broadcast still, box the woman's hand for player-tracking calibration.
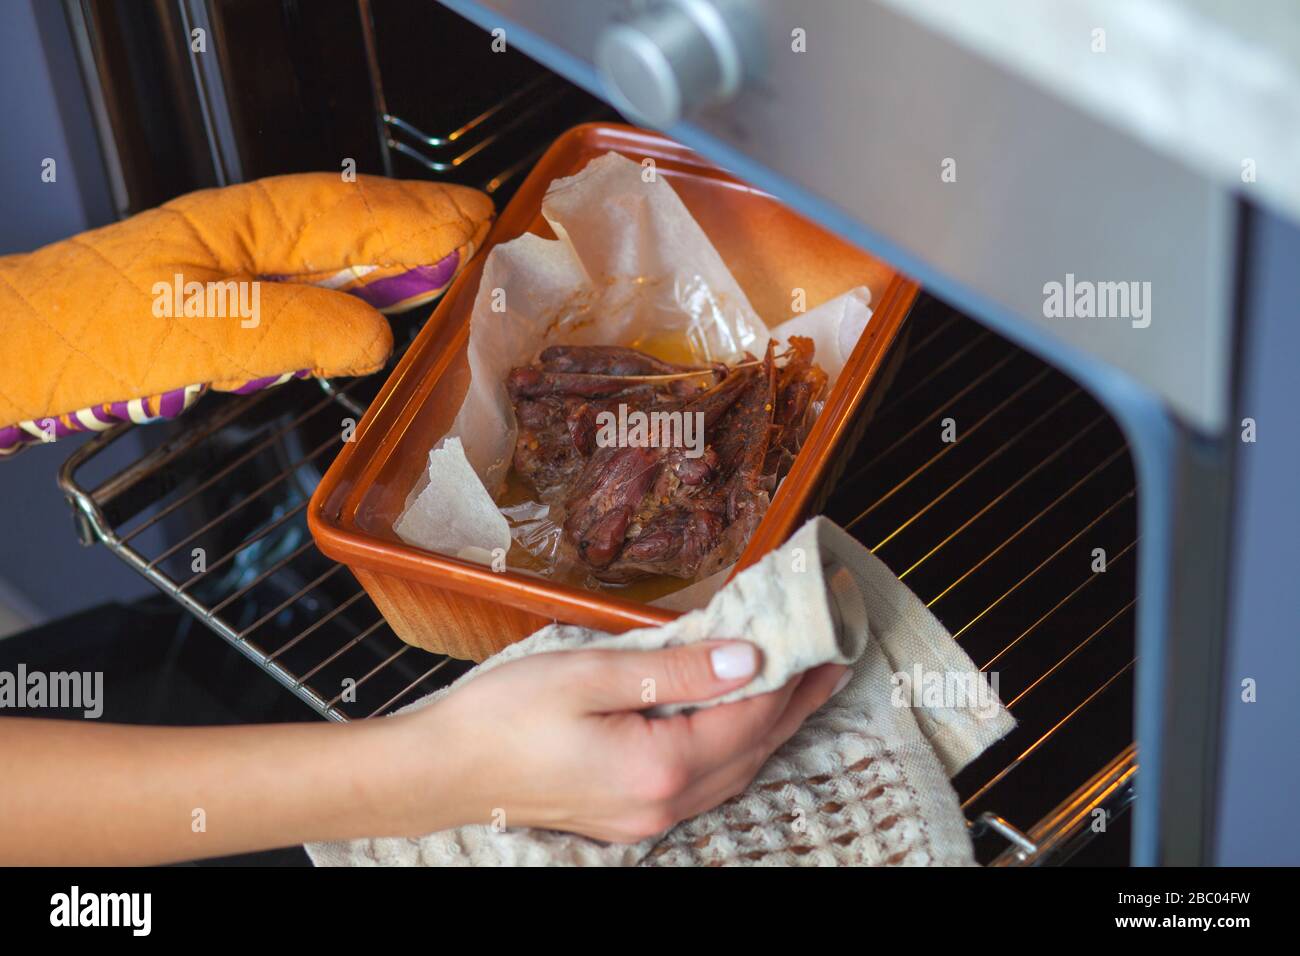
[0,643,846,864]
[389,642,849,843]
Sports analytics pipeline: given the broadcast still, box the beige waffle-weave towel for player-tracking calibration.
[306,517,1015,866]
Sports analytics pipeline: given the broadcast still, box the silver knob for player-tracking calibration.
[595,0,745,128]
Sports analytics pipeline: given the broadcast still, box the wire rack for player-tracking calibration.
[58,376,458,723]
[381,74,602,194]
[358,0,610,192]
[823,297,1140,863]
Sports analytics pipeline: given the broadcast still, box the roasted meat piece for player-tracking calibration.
[505,339,825,583]
[596,342,777,581]
[765,336,827,477]
[561,366,756,570]
[508,346,718,503]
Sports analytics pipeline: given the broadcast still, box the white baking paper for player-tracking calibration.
[394,436,511,564]
[394,151,873,597]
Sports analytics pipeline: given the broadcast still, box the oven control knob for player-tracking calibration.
[595,0,745,128]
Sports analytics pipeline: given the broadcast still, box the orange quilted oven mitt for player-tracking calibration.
[0,173,492,456]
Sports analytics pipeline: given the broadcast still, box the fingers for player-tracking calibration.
[572,641,762,712]
[543,655,853,845]
[661,673,805,770]
[650,665,852,822]
[660,662,846,776]
[755,663,850,756]
[203,282,393,385]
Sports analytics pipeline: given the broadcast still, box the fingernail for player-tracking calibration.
[710,643,758,680]
[832,669,853,697]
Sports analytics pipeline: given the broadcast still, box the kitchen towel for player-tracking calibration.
[306,517,1015,866]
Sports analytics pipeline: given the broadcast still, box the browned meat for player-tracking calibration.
[538,345,701,376]
[561,366,755,570]
[512,395,587,504]
[717,340,777,525]
[508,346,721,402]
[513,387,658,503]
[506,340,825,583]
[765,336,827,477]
[594,344,775,581]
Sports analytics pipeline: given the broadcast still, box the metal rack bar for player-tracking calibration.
[81,389,278,521]
[982,540,1137,671]
[954,496,1134,641]
[387,85,571,169]
[297,618,387,685]
[383,76,553,148]
[120,385,355,543]
[898,437,1125,582]
[987,744,1138,866]
[57,383,442,723]
[179,499,309,592]
[1005,601,1135,709]
[267,590,367,662]
[919,444,1126,602]
[237,564,346,640]
[961,660,1136,811]
[146,435,338,568]
[837,349,1018,492]
[870,325,987,418]
[326,643,411,709]
[864,380,1076,545]
[208,540,317,615]
[369,657,457,718]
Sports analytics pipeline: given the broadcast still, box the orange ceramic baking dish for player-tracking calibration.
[309,123,918,661]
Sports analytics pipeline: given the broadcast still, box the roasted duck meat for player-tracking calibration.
[508,345,719,504]
[596,341,778,581]
[507,345,718,400]
[505,338,826,583]
[561,366,756,570]
[764,335,828,478]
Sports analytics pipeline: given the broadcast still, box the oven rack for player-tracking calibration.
[358,0,614,194]
[59,376,453,723]
[381,74,606,195]
[826,296,1139,864]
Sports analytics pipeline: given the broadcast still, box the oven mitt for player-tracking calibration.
[0,173,493,457]
[307,517,1016,867]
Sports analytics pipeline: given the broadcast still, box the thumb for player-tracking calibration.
[574,641,762,712]
[200,280,394,388]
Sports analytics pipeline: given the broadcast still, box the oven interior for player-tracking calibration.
[60,0,1137,865]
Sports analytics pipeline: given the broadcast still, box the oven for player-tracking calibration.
[46,0,1298,866]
